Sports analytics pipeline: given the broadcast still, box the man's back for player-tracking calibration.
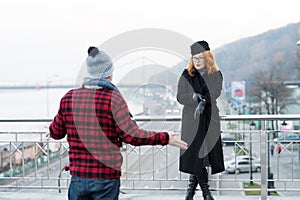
[50,87,169,179]
[49,47,187,200]
[51,87,123,178]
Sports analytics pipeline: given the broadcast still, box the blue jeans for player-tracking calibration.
[68,176,120,200]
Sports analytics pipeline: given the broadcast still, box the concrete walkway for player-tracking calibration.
[0,190,299,200]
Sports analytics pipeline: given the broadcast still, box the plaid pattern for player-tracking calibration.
[49,87,169,179]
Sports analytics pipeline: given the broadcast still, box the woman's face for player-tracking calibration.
[192,52,205,69]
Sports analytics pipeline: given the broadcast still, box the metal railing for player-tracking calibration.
[0,115,300,200]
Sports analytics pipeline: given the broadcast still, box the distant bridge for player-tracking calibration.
[0,83,174,90]
[0,84,76,90]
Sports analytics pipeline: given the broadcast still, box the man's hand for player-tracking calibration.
[168,132,188,150]
[45,132,51,139]
[44,124,51,139]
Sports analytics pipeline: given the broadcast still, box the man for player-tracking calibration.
[49,46,187,200]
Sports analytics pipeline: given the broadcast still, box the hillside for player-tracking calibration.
[136,22,300,90]
[213,21,300,83]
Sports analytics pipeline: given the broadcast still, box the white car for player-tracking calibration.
[225,155,259,164]
[225,159,261,174]
[235,155,259,162]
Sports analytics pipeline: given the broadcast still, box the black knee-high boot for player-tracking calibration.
[196,168,214,200]
[185,174,198,200]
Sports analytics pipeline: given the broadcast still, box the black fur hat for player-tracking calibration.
[190,40,210,55]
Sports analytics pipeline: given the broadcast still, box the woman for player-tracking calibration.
[177,41,225,200]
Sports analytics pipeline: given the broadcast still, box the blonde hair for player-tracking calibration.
[187,50,219,76]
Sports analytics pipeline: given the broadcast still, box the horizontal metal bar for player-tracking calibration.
[1,114,300,122]
[0,119,52,122]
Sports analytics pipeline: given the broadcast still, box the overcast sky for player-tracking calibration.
[0,0,299,84]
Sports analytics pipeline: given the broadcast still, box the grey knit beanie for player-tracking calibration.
[86,46,114,79]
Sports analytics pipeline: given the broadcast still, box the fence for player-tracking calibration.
[0,115,300,200]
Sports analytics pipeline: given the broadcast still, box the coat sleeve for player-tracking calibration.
[112,92,169,146]
[204,71,223,104]
[49,97,67,140]
[176,71,197,106]
[210,71,223,101]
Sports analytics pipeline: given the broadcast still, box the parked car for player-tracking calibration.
[225,155,260,168]
[273,133,300,144]
[234,155,259,162]
[225,159,261,174]
[221,136,244,146]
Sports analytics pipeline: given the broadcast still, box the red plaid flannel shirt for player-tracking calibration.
[49,87,169,179]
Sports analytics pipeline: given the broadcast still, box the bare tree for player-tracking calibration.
[296,49,300,78]
[247,66,299,132]
[248,66,297,115]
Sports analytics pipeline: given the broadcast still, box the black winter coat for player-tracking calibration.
[177,69,225,175]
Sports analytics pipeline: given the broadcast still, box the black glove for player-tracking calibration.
[192,92,205,102]
[194,97,206,119]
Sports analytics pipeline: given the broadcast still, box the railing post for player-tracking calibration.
[260,120,267,200]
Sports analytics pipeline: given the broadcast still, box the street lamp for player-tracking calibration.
[242,105,247,140]
[281,120,287,126]
[267,129,275,194]
[249,121,256,185]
